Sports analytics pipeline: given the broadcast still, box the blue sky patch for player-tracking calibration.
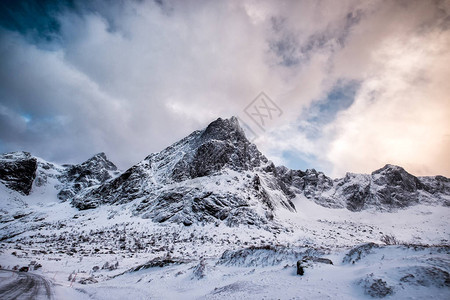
[299,79,360,139]
[282,150,318,171]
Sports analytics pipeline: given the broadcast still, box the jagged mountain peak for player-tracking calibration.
[372,164,407,175]
[143,116,268,183]
[199,116,247,143]
[56,152,120,201]
[0,151,33,160]
[90,152,108,160]
[371,163,424,193]
[80,152,117,171]
[0,150,122,203]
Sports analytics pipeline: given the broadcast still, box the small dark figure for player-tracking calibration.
[296,260,304,276]
[19,266,29,272]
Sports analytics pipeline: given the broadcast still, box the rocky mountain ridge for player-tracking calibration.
[277,164,449,211]
[0,151,120,201]
[1,117,449,229]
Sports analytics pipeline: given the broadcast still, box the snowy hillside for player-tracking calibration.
[0,117,449,299]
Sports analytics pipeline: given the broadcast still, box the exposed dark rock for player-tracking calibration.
[276,167,333,197]
[343,243,380,264]
[58,152,119,201]
[296,256,333,275]
[18,266,29,272]
[138,188,273,228]
[369,165,423,208]
[173,117,268,181]
[296,260,304,275]
[399,266,450,288]
[419,175,450,198]
[301,256,333,265]
[0,152,37,195]
[192,259,207,279]
[128,258,187,272]
[358,274,394,298]
[336,165,450,211]
[218,245,324,267]
[79,277,98,284]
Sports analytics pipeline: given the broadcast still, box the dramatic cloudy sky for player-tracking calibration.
[0,0,449,177]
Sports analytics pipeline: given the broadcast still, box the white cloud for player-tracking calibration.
[326,31,450,176]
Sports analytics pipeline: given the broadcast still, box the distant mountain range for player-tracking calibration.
[1,117,449,229]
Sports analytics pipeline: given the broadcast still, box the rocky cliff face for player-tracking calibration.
[0,151,119,203]
[171,117,267,180]
[1,117,449,228]
[57,152,119,201]
[277,164,449,211]
[0,152,37,195]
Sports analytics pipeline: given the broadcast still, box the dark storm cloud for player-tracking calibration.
[0,0,66,41]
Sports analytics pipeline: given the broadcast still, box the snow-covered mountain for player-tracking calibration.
[1,117,449,299]
[70,116,449,222]
[277,163,450,211]
[1,117,449,228]
[0,151,120,200]
[70,117,295,228]
[57,152,120,202]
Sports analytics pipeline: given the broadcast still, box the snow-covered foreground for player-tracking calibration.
[1,192,449,299]
[49,245,448,300]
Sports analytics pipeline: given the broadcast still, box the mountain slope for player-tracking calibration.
[57,152,119,201]
[72,117,296,228]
